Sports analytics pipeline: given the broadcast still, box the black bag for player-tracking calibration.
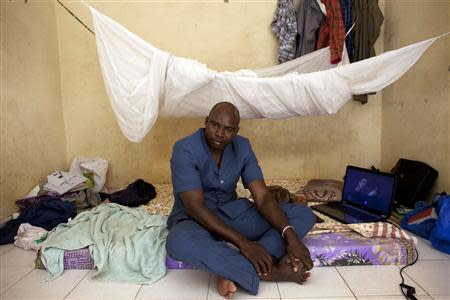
[391,159,438,208]
[109,179,157,207]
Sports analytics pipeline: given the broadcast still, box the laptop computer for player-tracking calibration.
[311,166,396,224]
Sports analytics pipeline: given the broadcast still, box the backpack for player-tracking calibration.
[391,159,438,208]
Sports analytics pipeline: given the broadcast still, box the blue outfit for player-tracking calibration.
[166,128,315,295]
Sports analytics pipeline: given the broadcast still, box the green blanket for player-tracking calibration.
[41,203,168,284]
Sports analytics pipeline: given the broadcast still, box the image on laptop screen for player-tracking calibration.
[343,167,395,215]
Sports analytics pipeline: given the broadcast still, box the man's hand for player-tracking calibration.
[284,229,313,272]
[238,239,273,276]
[248,180,313,274]
[267,185,291,203]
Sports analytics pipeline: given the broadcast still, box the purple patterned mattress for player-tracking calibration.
[304,232,416,267]
[58,248,192,270]
[64,248,95,269]
[54,231,416,270]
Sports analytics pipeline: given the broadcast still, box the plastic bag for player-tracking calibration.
[13,223,48,251]
[70,157,108,192]
[429,193,450,254]
[400,200,436,239]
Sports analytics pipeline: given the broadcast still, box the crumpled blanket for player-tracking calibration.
[41,203,168,284]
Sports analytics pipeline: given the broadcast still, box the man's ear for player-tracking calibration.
[205,117,209,126]
[236,126,240,134]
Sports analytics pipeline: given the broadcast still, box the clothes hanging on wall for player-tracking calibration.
[295,0,325,58]
[352,0,384,62]
[339,0,354,60]
[271,0,298,63]
[352,0,384,104]
[316,0,327,14]
[316,0,346,64]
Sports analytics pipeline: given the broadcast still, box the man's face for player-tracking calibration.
[204,110,239,152]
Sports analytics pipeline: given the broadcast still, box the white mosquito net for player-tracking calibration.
[88,5,447,142]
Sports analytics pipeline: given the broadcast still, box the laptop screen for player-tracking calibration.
[342,166,396,216]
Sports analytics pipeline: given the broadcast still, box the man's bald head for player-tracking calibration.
[208,102,240,125]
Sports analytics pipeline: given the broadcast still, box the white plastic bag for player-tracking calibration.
[70,157,108,192]
[14,223,47,251]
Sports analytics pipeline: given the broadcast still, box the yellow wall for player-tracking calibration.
[1,0,67,219]
[2,0,447,220]
[55,0,382,188]
[382,0,449,194]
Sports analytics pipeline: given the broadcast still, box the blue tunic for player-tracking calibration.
[166,128,315,295]
[168,128,264,228]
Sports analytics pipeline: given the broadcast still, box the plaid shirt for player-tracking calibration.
[271,0,298,63]
[316,0,346,64]
[340,0,353,60]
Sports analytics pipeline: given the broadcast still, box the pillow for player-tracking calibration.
[295,179,343,202]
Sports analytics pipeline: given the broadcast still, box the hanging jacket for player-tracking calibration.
[316,0,346,64]
[295,0,325,58]
[339,0,353,60]
[352,0,384,104]
[272,0,298,63]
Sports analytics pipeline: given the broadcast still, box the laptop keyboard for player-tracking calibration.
[315,202,379,223]
[342,205,378,221]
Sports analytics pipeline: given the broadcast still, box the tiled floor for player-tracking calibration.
[0,235,448,300]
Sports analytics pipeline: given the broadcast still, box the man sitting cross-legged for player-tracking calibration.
[166,101,315,298]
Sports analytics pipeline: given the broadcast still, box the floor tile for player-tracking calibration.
[136,269,210,300]
[358,296,434,300]
[336,265,426,297]
[208,274,280,299]
[0,266,34,293]
[413,235,450,260]
[0,244,14,255]
[1,269,89,300]
[282,297,355,300]
[403,260,449,297]
[65,270,141,300]
[0,247,37,268]
[277,267,353,299]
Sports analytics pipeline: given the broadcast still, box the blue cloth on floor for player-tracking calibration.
[0,197,76,245]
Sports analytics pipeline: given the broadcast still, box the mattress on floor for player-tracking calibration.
[36,231,416,270]
[142,180,307,216]
[64,247,95,269]
[37,248,191,270]
[304,231,416,266]
[35,180,416,270]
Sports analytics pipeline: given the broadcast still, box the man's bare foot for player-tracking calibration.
[260,260,310,284]
[217,276,237,299]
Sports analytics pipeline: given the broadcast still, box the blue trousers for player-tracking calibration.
[165,200,315,295]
